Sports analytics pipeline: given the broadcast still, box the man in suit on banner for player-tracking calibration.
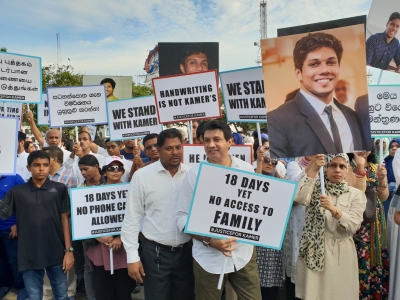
[267,32,370,158]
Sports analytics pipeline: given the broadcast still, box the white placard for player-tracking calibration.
[107,96,163,140]
[152,71,221,123]
[37,94,49,125]
[185,163,296,249]
[182,145,252,167]
[47,85,108,127]
[0,102,23,121]
[0,52,42,103]
[0,117,18,175]
[368,85,400,137]
[220,67,266,123]
[70,184,129,240]
[87,125,97,141]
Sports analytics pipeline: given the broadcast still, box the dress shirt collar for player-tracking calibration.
[54,165,65,176]
[155,160,185,175]
[300,89,337,115]
[207,154,240,168]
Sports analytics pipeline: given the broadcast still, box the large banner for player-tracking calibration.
[261,24,371,158]
[0,102,23,121]
[83,75,133,101]
[182,145,252,167]
[0,52,42,104]
[0,117,18,175]
[47,85,108,127]
[106,95,163,140]
[37,94,49,125]
[152,70,220,123]
[70,184,129,240]
[368,85,400,137]
[185,163,297,249]
[220,67,266,123]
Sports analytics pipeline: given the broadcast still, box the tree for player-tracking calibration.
[0,47,7,52]
[132,83,153,97]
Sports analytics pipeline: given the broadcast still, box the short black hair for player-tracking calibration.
[24,141,33,151]
[78,131,91,141]
[202,120,231,141]
[157,129,182,148]
[196,121,208,140]
[388,12,400,24]
[105,139,122,146]
[143,133,159,147]
[179,44,209,66]
[293,32,343,70]
[18,131,26,142]
[42,146,64,164]
[100,78,116,89]
[28,150,50,166]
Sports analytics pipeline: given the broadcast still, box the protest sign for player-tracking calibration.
[0,117,18,175]
[87,125,97,141]
[220,67,266,123]
[0,102,22,121]
[70,183,129,240]
[0,52,42,104]
[37,94,49,125]
[182,145,252,167]
[83,75,133,101]
[367,85,400,137]
[152,71,220,123]
[47,85,108,127]
[185,162,296,249]
[106,96,163,140]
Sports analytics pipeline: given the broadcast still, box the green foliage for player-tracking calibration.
[132,83,153,97]
[0,47,7,52]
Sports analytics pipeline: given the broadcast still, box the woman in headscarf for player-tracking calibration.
[294,154,366,300]
[384,139,400,217]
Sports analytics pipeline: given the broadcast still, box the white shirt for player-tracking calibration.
[16,151,30,182]
[122,161,192,263]
[176,155,254,274]
[96,147,133,183]
[300,89,354,152]
[64,151,105,186]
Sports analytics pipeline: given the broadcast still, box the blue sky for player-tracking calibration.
[0,0,373,81]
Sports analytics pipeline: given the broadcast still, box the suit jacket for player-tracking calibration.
[267,92,370,158]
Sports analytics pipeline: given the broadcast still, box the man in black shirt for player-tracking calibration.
[0,151,74,300]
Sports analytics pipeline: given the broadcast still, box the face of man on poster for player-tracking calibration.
[180,52,209,74]
[386,17,400,40]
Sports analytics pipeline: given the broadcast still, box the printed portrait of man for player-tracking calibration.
[100,78,119,101]
[366,12,400,72]
[265,31,370,158]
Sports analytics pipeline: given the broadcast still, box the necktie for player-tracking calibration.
[324,105,343,153]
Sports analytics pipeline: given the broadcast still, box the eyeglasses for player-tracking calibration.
[263,157,278,165]
[105,166,124,172]
[145,143,158,151]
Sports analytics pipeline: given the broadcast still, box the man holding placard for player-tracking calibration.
[176,120,261,300]
[121,129,194,300]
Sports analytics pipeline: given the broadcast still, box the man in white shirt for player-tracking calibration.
[121,129,194,300]
[65,131,104,185]
[16,132,31,182]
[266,32,370,158]
[176,120,261,300]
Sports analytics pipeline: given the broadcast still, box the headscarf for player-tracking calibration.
[374,138,390,164]
[298,153,350,272]
[232,132,243,145]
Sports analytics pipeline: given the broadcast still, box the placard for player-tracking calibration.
[47,85,108,127]
[70,183,129,240]
[220,67,266,122]
[0,102,23,121]
[152,70,220,123]
[0,117,18,175]
[106,96,163,140]
[368,85,400,137]
[182,145,252,167]
[185,162,296,249]
[83,75,133,101]
[0,52,42,104]
[37,94,49,125]
[87,125,97,141]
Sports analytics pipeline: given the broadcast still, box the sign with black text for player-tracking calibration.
[368,84,400,137]
[220,67,266,122]
[185,162,297,249]
[152,70,220,123]
[37,94,49,125]
[47,85,108,127]
[0,117,18,175]
[70,184,129,240]
[107,96,163,140]
[0,52,42,103]
[182,145,252,167]
[0,102,23,121]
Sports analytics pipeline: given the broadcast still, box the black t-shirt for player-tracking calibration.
[0,178,70,271]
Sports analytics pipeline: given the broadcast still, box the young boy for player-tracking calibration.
[0,150,74,300]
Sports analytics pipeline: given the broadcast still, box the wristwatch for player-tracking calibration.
[202,237,211,247]
[64,247,74,252]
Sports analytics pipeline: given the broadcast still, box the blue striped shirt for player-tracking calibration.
[366,31,400,70]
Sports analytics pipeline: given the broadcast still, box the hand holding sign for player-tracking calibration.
[210,237,238,257]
